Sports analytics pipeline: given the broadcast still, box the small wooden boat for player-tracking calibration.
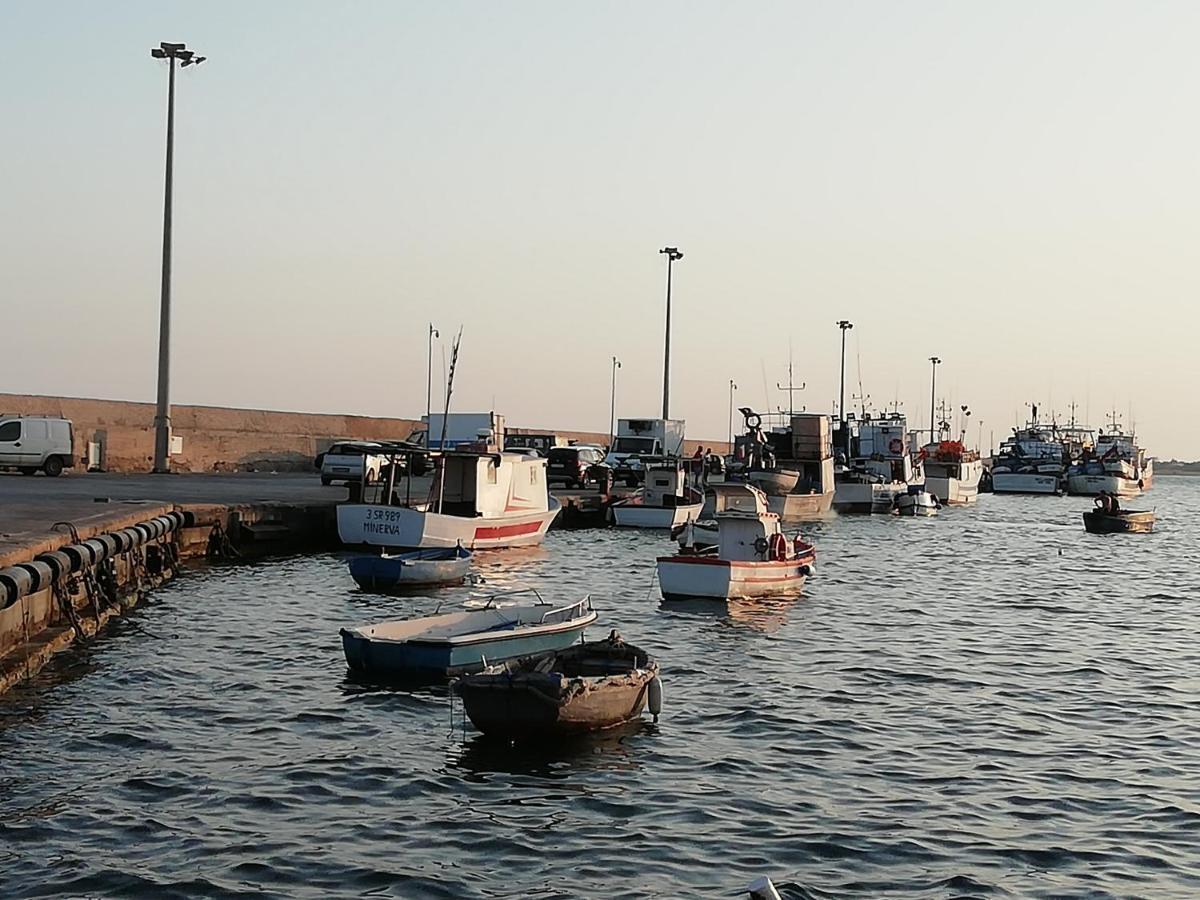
[454,631,661,739]
[1082,509,1155,534]
[340,592,598,679]
[746,468,800,495]
[348,544,472,590]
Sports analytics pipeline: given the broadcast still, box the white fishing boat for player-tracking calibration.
[1067,415,1153,497]
[921,440,983,505]
[338,448,560,550]
[833,411,920,513]
[893,488,939,517]
[735,410,835,519]
[657,484,816,601]
[609,459,703,529]
[990,407,1066,495]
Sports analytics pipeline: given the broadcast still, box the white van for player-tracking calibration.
[0,416,76,476]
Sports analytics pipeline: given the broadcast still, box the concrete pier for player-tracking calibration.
[0,472,635,694]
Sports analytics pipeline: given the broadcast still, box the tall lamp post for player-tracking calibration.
[150,41,205,474]
[836,320,853,456]
[609,356,621,447]
[728,379,738,449]
[928,356,941,443]
[658,246,683,419]
[426,323,439,424]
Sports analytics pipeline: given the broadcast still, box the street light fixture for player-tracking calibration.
[150,41,205,473]
[658,246,683,420]
[609,356,622,447]
[928,356,942,443]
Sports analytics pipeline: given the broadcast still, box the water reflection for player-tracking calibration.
[659,596,799,633]
[448,721,652,780]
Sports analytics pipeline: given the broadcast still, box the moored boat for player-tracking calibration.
[453,631,661,740]
[1082,509,1155,534]
[990,407,1066,495]
[348,544,472,590]
[609,458,703,528]
[833,412,921,513]
[658,484,816,602]
[893,488,939,517]
[921,439,983,505]
[338,447,561,550]
[340,592,597,679]
[736,409,835,519]
[1067,416,1153,498]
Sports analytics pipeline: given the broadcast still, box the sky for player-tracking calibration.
[2,2,1198,457]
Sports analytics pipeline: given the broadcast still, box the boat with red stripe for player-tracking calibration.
[338,447,560,550]
[657,484,816,601]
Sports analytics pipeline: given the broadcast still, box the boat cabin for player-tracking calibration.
[711,484,781,561]
[424,450,549,518]
[641,458,695,507]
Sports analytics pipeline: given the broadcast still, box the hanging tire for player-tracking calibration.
[43,457,64,477]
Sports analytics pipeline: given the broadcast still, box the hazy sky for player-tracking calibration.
[3,2,1198,457]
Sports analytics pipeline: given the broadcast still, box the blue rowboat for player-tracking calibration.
[340,593,598,679]
[348,544,472,591]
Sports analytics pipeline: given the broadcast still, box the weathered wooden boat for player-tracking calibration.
[348,544,472,590]
[658,484,816,601]
[453,631,662,740]
[1082,509,1155,534]
[340,592,597,679]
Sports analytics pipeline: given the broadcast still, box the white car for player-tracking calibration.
[0,416,76,476]
[318,441,387,486]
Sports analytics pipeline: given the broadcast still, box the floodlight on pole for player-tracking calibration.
[150,41,205,473]
[658,246,683,420]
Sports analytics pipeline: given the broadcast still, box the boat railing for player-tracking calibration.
[479,587,549,609]
[539,595,592,624]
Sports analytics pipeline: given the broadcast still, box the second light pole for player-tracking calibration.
[928,356,942,443]
[426,323,440,424]
[728,379,738,449]
[837,320,853,456]
[659,246,683,419]
[609,356,621,447]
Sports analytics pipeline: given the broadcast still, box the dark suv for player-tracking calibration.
[546,445,609,488]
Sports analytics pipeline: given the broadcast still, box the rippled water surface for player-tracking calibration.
[3,479,1200,898]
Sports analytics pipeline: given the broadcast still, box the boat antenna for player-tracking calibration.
[854,335,869,417]
[775,346,805,420]
[435,327,464,515]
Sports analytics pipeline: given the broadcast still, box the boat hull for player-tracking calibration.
[832,481,905,514]
[1067,474,1144,498]
[610,501,702,529]
[766,490,834,520]
[991,472,1061,494]
[348,550,472,590]
[747,469,800,495]
[341,612,596,679]
[337,499,561,550]
[1082,511,1154,534]
[657,555,809,601]
[456,642,658,739]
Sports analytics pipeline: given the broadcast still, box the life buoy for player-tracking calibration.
[889,438,903,454]
[769,532,788,561]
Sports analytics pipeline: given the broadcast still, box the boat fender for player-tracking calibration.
[647,676,663,721]
[799,565,811,577]
[753,536,769,557]
[889,438,903,454]
[748,877,783,900]
[768,532,787,561]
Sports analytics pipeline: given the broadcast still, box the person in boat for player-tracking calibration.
[1094,492,1110,514]
[1109,492,1121,513]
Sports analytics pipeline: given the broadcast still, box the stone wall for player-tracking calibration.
[0,394,729,474]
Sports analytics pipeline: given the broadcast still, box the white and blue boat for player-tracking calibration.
[348,544,472,591]
[340,592,598,679]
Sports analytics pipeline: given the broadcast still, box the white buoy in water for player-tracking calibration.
[748,876,782,900]
[647,676,663,721]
